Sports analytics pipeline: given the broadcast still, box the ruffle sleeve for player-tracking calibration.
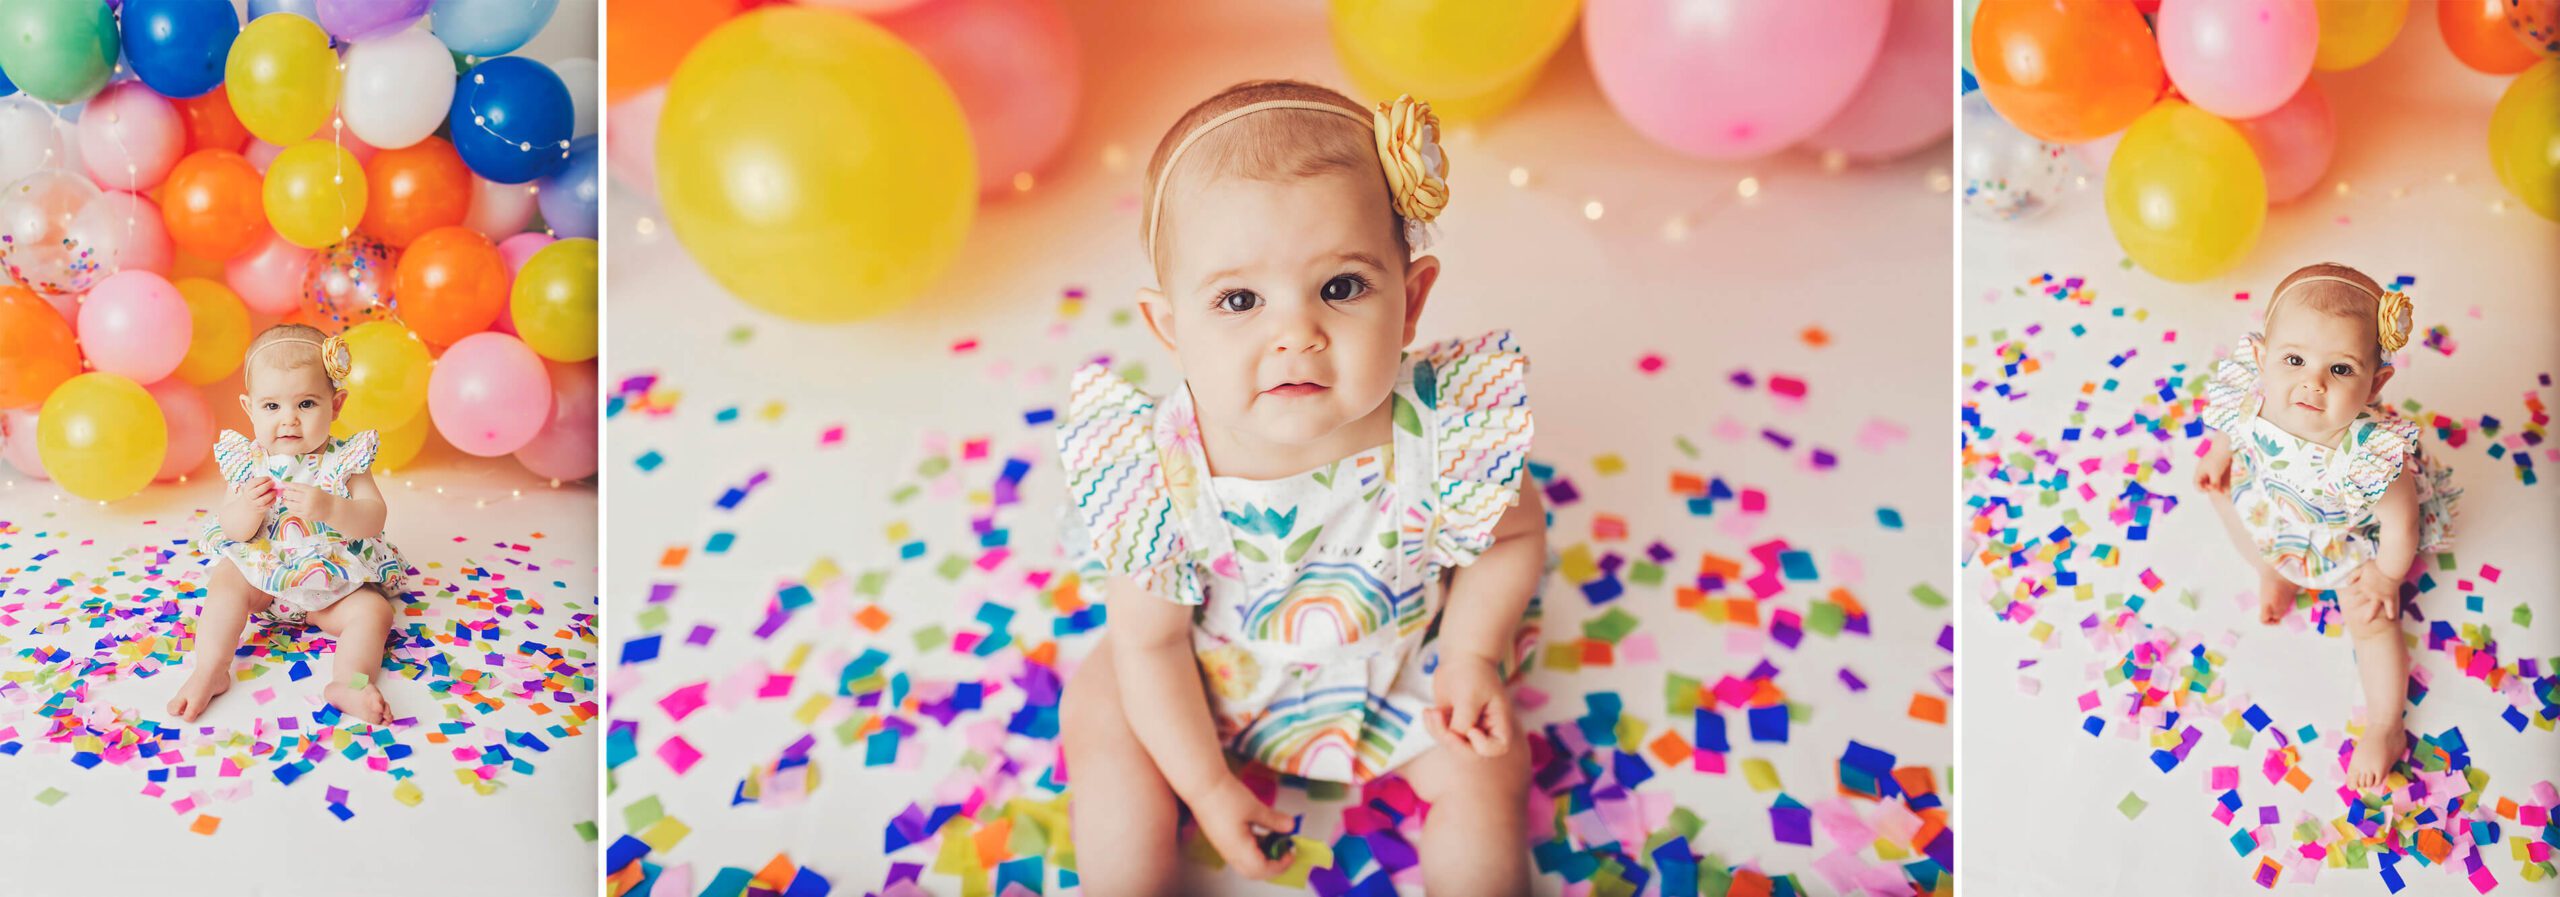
[1407,330,1533,569]
[213,430,262,486]
[1057,363,1196,605]
[2338,415,2418,511]
[323,430,381,493]
[2201,334,2261,435]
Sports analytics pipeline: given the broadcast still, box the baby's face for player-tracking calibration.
[239,359,343,456]
[1146,168,1431,453]
[2259,309,2389,439]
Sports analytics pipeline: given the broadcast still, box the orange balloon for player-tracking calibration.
[176,87,251,155]
[160,150,270,261]
[2440,0,2541,74]
[363,137,474,248]
[608,0,741,103]
[394,226,510,346]
[1972,0,2168,144]
[0,285,81,409]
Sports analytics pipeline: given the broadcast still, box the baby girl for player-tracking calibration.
[2194,263,2457,790]
[1056,80,1545,895]
[169,324,407,726]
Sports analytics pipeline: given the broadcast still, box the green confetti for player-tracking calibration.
[1910,583,1948,608]
[574,820,598,842]
[34,787,66,806]
[348,673,369,691]
[2118,792,2148,819]
[1582,607,1640,644]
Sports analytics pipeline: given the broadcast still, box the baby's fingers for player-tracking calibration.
[1424,707,1470,753]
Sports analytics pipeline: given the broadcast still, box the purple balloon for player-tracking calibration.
[316,0,429,42]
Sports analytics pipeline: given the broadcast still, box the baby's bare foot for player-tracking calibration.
[2256,568,2298,625]
[323,681,390,726]
[2348,721,2405,790]
[166,668,231,722]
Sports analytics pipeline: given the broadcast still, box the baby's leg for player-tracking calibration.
[1401,737,1533,897]
[168,561,270,722]
[2343,587,2410,790]
[2205,487,2297,624]
[308,586,394,725]
[1059,635,1185,896]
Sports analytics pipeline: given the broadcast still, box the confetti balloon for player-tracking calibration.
[1959,92,2069,222]
[2440,0,2542,74]
[2489,59,2560,220]
[510,236,595,362]
[37,371,167,501]
[2511,0,2560,57]
[2104,100,2266,282]
[0,168,110,296]
[0,283,79,408]
[336,319,432,431]
[302,235,400,327]
[1331,0,1580,122]
[171,277,250,385]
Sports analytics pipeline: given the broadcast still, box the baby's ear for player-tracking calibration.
[238,393,252,416]
[1137,286,1177,353]
[2371,363,2395,398]
[1399,254,1440,346]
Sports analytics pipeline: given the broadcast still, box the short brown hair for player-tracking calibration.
[243,323,334,390]
[2267,262,2387,361]
[1141,79,1404,270]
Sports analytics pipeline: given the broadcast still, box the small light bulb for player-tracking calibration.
[1583,200,1604,220]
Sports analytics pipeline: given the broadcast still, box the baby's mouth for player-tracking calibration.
[1262,382,1328,397]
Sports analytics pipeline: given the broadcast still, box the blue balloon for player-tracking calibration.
[0,62,14,96]
[448,56,572,184]
[120,0,240,99]
[246,0,320,23]
[429,0,557,57]
[535,134,597,239]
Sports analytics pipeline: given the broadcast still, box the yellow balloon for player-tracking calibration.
[37,373,166,501]
[658,9,974,322]
[334,406,429,471]
[1330,0,1581,122]
[226,13,342,145]
[337,320,432,432]
[172,278,250,386]
[512,238,598,362]
[265,141,368,249]
[2104,101,2267,283]
[2490,60,2560,221]
[2313,0,2407,70]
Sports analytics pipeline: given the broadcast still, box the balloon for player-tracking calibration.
[801,0,929,11]
[301,234,398,327]
[79,86,188,198]
[2104,100,2266,282]
[2442,0,2542,74]
[73,190,173,278]
[1960,0,1983,75]
[551,57,598,138]
[336,319,431,430]
[171,276,250,385]
[427,332,548,456]
[162,149,269,260]
[37,372,166,500]
[535,134,598,239]
[243,138,282,171]
[2229,78,2333,204]
[393,225,507,344]
[2156,0,2316,120]
[428,0,559,56]
[1585,0,1891,160]
[0,283,79,408]
[1972,0,2167,144]
[2490,59,2560,219]
[447,56,574,184]
[77,270,190,381]
[2312,0,2406,70]
[2510,0,2560,57]
[1,408,46,478]
[873,0,1080,196]
[0,0,118,104]
[174,87,252,154]
[334,404,428,470]
[263,140,368,248]
[603,87,663,199]
[0,168,107,296]
[225,231,315,315]
[462,174,536,238]
[606,0,738,104]
[0,96,67,187]
[659,9,975,321]
[120,0,240,99]
[1805,0,1956,162]
[1959,92,2069,221]
[341,27,460,149]
[1331,0,1579,122]
[511,359,593,480]
[248,0,321,23]
[144,376,212,481]
[226,12,342,145]
[496,231,551,271]
[317,0,427,42]
[361,136,472,246]
[511,236,593,362]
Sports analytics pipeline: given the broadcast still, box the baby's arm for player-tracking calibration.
[217,479,276,541]
[2348,471,2421,622]
[1103,573,1290,877]
[1438,485,1547,666]
[285,472,390,540]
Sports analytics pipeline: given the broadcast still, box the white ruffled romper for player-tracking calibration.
[202,429,406,623]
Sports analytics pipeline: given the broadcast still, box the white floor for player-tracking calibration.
[1959,26,2560,897]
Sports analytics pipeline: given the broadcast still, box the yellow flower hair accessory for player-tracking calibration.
[2375,289,2413,355]
[1373,95,1447,227]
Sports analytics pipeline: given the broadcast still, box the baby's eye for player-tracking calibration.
[263,402,280,411]
[2281,354,2305,367]
[298,399,318,409]
[2329,363,2355,377]
[1215,290,1262,314]
[1320,273,1371,303]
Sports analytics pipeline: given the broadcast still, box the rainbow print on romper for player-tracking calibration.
[1232,685,1413,781]
[1240,561,1419,646]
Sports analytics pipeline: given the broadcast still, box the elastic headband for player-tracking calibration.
[1143,95,1449,262]
[2267,273,2414,356]
[247,335,352,389]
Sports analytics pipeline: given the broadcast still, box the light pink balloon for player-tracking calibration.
[145,377,214,482]
[77,271,191,383]
[79,82,185,192]
[2231,78,2334,204]
[2074,129,2127,177]
[491,232,555,336]
[245,140,283,172]
[225,231,318,316]
[463,176,537,240]
[1,409,47,480]
[512,360,596,480]
[1584,0,1893,160]
[74,191,174,277]
[603,87,663,201]
[2157,0,2317,119]
[1805,0,1955,161]
[874,0,1081,195]
[428,332,552,456]
[797,0,931,12]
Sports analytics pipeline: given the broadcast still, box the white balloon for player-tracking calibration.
[551,57,598,139]
[0,98,68,188]
[463,174,537,238]
[340,28,460,150]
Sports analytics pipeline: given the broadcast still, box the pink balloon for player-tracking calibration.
[798,0,932,11]
[74,191,174,277]
[491,232,554,337]
[77,271,191,383]
[2231,78,2335,205]
[464,175,537,240]
[2074,129,2127,177]
[1584,0,1892,160]
[428,332,552,456]
[874,0,1081,195]
[245,140,283,172]
[146,377,214,482]
[79,82,185,192]
[225,231,317,316]
[512,359,596,480]
[1,409,47,480]
[603,88,663,201]
[2156,0,2317,119]
[1805,0,1955,161]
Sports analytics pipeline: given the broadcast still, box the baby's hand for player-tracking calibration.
[1427,654,1516,758]
[276,481,334,521]
[229,479,277,515]
[1191,777,1293,880]
[2195,441,2235,495]
[2343,562,2400,625]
